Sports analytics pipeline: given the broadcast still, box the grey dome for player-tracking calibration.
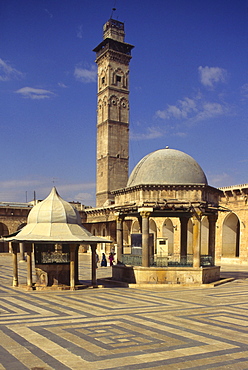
[127,148,207,187]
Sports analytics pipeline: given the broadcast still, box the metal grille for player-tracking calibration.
[121,254,214,267]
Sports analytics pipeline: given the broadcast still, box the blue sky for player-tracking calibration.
[1,0,248,205]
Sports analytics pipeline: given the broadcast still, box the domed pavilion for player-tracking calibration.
[112,147,221,285]
[4,187,110,290]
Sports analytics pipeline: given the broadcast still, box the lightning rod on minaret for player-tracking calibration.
[110,7,116,19]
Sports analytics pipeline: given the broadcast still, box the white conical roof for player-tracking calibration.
[5,187,110,244]
[28,187,82,225]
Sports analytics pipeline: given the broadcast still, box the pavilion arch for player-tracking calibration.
[131,220,141,234]
[101,227,107,237]
[162,218,174,254]
[99,226,107,254]
[92,227,97,236]
[201,216,209,255]
[222,213,240,258]
[187,219,193,254]
[123,221,131,246]
[149,218,157,255]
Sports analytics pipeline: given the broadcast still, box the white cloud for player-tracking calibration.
[198,66,227,88]
[56,183,95,193]
[0,179,96,205]
[74,192,94,202]
[193,102,226,121]
[0,179,42,188]
[77,25,83,39]
[173,131,187,138]
[44,8,53,18]
[0,58,24,81]
[130,126,164,141]
[208,172,233,187]
[156,94,228,124]
[74,65,97,83]
[156,97,198,120]
[240,83,248,99]
[15,87,55,99]
[58,82,68,88]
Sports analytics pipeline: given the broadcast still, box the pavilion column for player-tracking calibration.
[19,243,25,262]
[139,209,152,267]
[75,246,79,284]
[116,215,123,263]
[208,214,218,265]
[180,217,188,262]
[70,245,76,290]
[91,243,97,287]
[26,244,33,288]
[192,211,202,268]
[12,243,18,287]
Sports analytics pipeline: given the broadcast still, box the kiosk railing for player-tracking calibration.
[121,254,213,267]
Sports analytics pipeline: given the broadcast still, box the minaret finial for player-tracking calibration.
[110,0,117,19]
[110,7,116,19]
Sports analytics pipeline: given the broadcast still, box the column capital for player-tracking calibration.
[116,215,123,223]
[192,209,203,221]
[140,211,151,218]
[208,213,218,223]
[180,217,189,225]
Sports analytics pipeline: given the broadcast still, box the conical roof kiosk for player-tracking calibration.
[3,187,111,290]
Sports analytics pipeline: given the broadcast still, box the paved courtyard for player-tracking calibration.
[0,253,248,370]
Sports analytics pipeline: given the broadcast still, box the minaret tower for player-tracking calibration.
[93,18,134,207]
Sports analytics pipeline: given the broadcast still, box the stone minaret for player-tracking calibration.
[93,19,134,207]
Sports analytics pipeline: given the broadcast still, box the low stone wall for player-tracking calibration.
[112,265,220,285]
[35,264,70,287]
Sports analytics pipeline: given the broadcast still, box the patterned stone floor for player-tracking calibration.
[0,253,248,369]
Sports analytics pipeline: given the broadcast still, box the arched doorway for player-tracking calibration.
[123,221,131,246]
[222,213,240,258]
[162,218,174,254]
[0,223,9,252]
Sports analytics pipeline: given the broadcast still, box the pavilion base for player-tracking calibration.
[112,265,220,285]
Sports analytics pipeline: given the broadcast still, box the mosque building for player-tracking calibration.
[85,17,248,273]
[0,16,247,277]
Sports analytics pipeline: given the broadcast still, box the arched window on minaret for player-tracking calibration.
[109,95,119,121]
[113,68,124,87]
[120,98,128,123]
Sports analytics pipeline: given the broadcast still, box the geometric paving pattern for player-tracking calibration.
[0,255,248,369]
